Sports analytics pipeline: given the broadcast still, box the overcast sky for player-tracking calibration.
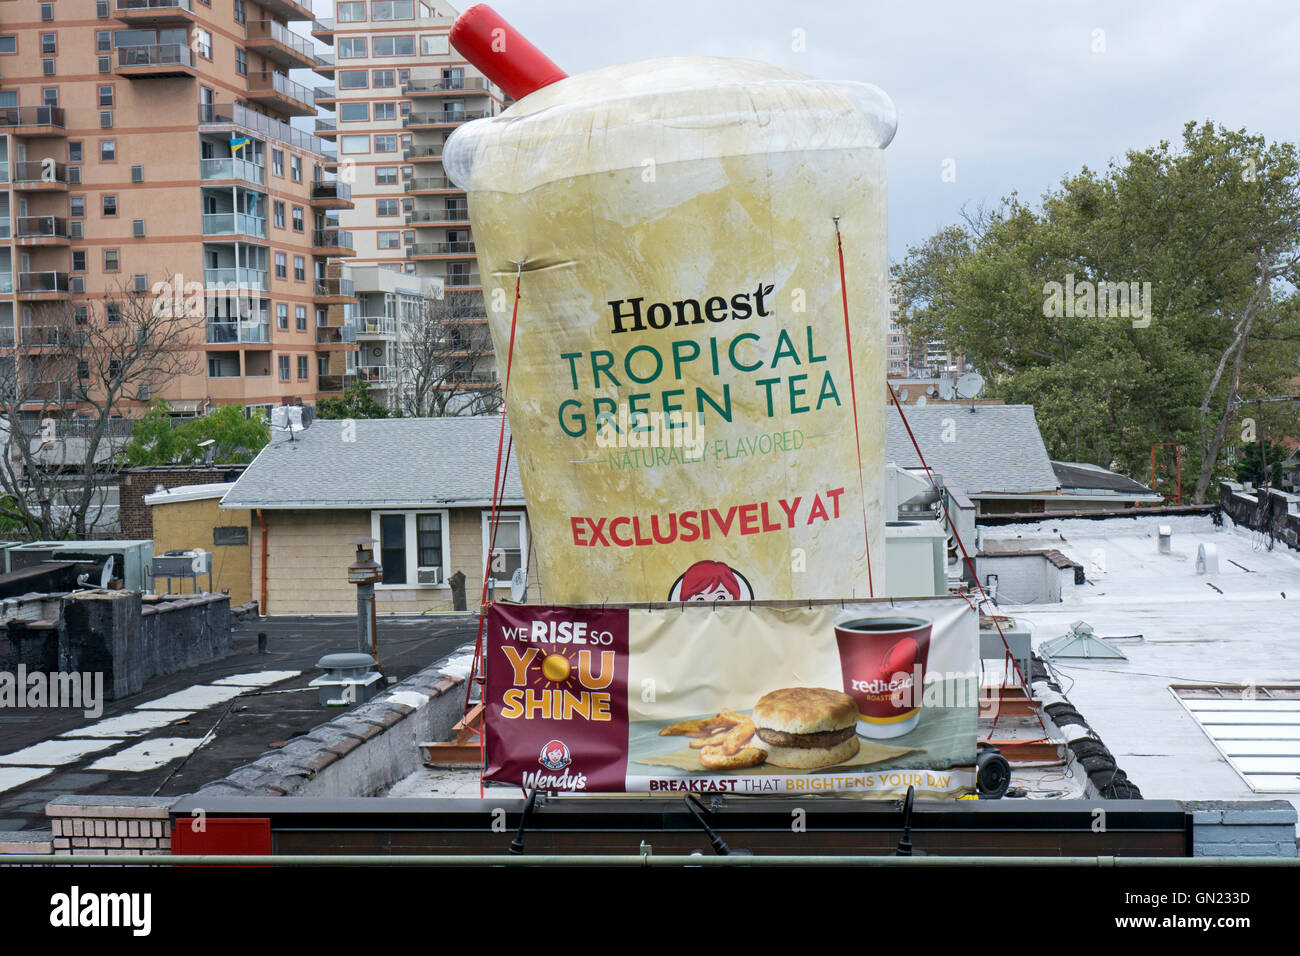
[434,0,1300,263]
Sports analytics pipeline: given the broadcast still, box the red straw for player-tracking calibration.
[450,4,568,101]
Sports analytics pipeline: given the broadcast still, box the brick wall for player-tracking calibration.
[119,465,248,540]
[1186,800,1298,857]
[46,796,174,856]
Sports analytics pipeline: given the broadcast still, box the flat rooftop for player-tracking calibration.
[980,513,1300,813]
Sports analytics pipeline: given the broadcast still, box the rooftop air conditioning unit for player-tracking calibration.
[418,566,443,586]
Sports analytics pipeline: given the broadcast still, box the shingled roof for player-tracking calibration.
[220,417,523,510]
[885,403,1060,496]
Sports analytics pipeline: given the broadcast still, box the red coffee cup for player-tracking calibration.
[834,616,931,739]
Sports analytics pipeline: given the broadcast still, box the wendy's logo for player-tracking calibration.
[539,739,571,771]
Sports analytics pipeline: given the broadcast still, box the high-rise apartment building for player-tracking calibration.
[313,0,501,411]
[0,0,357,421]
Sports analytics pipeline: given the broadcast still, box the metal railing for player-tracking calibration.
[315,85,337,101]
[444,273,481,288]
[347,365,397,385]
[406,109,489,126]
[318,373,344,391]
[17,271,70,293]
[0,106,66,129]
[406,176,457,191]
[248,71,315,108]
[0,162,7,183]
[15,216,68,238]
[315,52,335,68]
[404,144,445,160]
[203,213,268,238]
[312,228,354,250]
[115,0,193,13]
[354,315,397,337]
[199,102,329,158]
[20,325,84,347]
[115,44,194,69]
[10,160,68,184]
[246,20,314,60]
[416,207,470,222]
[200,156,266,186]
[404,76,487,94]
[206,320,270,344]
[0,273,11,294]
[310,180,351,203]
[315,276,355,297]
[205,267,269,291]
[315,118,336,134]
[407,241,475,257]
[315,325,357,345]
[311,17,334,33]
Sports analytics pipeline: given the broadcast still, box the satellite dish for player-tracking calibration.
[926,386,937,397]
[955,372,986,400]
[938,377,956,401]
[509,567,528,602]
[898,388,909,402]
[915,394,927,406]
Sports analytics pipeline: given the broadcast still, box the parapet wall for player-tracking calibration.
[1219,481,1300,551]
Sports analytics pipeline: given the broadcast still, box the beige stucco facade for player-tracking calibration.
[150,495,252,606]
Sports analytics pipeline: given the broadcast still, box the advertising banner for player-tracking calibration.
[449,58,897,603]
[484,598,979,798]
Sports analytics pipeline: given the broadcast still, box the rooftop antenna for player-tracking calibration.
[954,371,985,412]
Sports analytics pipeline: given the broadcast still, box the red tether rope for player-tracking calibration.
[833,220,875,597]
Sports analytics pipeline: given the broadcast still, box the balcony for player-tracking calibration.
[0,273,12,294]
[347,365,397,387]
[404,145,445,163]
[114,0,195,24]
[20,325,83,348]
[312,228,355,257]
[315,325,357,346]
[200,156,266,186]
[407,241,476,259]
[314,276,355,301]
[314,52,335,79]
[205,267,269,291]
[9,160,68,191]
[404,109,490,129]
[203,212,268,239]
[0,325,13,348]
[404,77,488,96]
[315,118,337,140]
[206,320,270,344]
[310,18,335,43]
[0,162,7,183]
[115,43,197,78]
[199,102,329,158]
[444,272,482,289]
[245,20,317,70]
[309,180,353,209]
[354,316,397,338]
[406,176,460,194]
[317,374,344,392]
[14,216,69,246]
[0,106,66,137]
[246,71,316,118]
[314,86,337,109]
[16,271,71,299]
[410,207,470,225]
[256,0,312,22]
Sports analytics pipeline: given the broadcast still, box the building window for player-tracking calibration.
[293,256,305,281]
[275,253,287,279]
[420,34,449,56]
[482,511,527,586]
[373,102,396,121]
[279,355,290,381]
[42,87,58,107]
[41,33,56,55]
[277,303,288,329]
[100,139,116,161]
[372,70,395,88]
[371,0,414,20]
[373,135,396,153]
[292,206,303,232]
[376,199,399,217]
[78,360,90,381]
[373,35,414,57]
[296,305,307,330]
[290,156,302,182]
[104,248,119,271]
[339,102,368,122]
[234,0,245,24]
[72,251,87,272]
[194,28,211,59]
[273,201,285,229]
[102,194,117,216]
[98,85,113,107]
[338,1,366,21]
[339,70,368,90]
[70,195,85,217]
[68,141,83,163]
[340,135,368,154]
[235,48,247,75]
[375,167,398,185]
[339,37,366,58]
[316,308,328,327]
[377,231,400,249]
[0,36,16,55]
[298,355,309,380]
[373,510,449,587]
[272,149,283,176]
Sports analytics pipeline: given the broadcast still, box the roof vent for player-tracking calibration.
[309,653,383,707]
[1158,524,1172,554]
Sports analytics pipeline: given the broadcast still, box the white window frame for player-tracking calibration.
[372,509,450,589]
[481,509,527,589]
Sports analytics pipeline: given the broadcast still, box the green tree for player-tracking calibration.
[315,380,393,420]
[121,401,270,466]
[1234,438,1288,488]
[893,122,1300,501]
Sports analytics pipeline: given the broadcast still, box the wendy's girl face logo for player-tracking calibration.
[539,739,571,771]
